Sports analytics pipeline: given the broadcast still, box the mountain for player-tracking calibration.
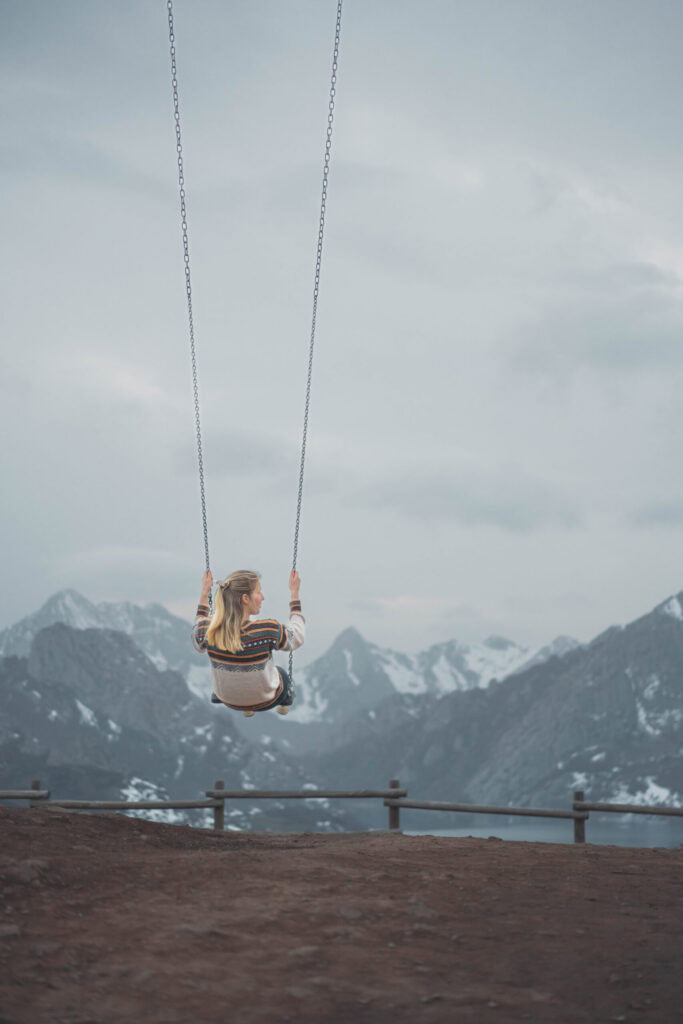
[0,625,359,832]
[290,627,582,722]
[299,591,683,829]
[2,587,681,834]
[232,626,581,751]
[0,590,208,688]
[1,590,582,753]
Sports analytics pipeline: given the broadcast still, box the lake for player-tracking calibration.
[407,813,683,848]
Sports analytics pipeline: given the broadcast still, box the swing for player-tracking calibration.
[166,1,343,702]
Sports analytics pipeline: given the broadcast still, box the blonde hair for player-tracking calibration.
[206,570,261,651]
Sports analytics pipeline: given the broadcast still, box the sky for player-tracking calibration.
[2,0,683,664]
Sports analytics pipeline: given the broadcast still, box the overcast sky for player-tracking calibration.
[2,0,683,663]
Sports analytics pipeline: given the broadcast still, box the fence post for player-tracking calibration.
[213,780,224,832]
[573,789,586,844]
[388,779,401,831]
[30,779,41,810]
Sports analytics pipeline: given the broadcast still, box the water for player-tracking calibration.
[407,813,683,849]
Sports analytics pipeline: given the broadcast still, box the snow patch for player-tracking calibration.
[637,701,682,736]
[378,651,425,694]
[186,664,212,700]
[431,653,461,694]
[56,591,101,630]
[120,777,186,824]
[661,596,683,621]
[75,700,97,727]
[306,797,330,809]
[464,639,529,687]
[611,778,681,808]
[286,666,329,723]
[343,649,361,687]
[146,650,168,671]
[106,718,121,743]
[642,675,661,700]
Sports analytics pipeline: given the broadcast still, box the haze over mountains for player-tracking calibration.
[1,589,681,831]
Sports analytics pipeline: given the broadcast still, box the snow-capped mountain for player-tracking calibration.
[287,627,581,724]
[0,591,103,655]
[0,591,582,742]
[0,590,207,687]
[301,589,683,827]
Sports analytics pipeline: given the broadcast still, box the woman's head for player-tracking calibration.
[206,570,262,651]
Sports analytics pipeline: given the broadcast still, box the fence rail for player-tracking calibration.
[574,799,683,817]
[0,790,50,801]
[49,800,220,811]
[384,791,589,842]
[206,779,405,830]
[206,788,407,800]
[3,781,681,842]
[1,779,405,831]
[383,799,583,820]
[383,789,683,843]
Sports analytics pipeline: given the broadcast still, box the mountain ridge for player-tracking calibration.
[0,589,583,729]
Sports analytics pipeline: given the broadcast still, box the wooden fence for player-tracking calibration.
[3,781,681,842]
[0,779,406,832]
[383,788,683,843]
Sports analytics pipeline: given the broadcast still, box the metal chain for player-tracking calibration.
[166,1,211,592]
[290,0,343,680]
[166,0,340,645]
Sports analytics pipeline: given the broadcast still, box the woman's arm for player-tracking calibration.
[200,569,213,605]
[277,571,305,651]
[191,569,213,652]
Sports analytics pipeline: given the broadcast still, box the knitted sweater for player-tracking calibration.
[192,600,305,709]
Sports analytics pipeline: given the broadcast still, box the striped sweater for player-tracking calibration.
[192,600,305,709]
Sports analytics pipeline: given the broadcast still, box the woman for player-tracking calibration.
[192,568,305,717]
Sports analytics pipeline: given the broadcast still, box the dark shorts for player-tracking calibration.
[272,667,295,708]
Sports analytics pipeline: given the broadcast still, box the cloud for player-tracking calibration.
[0,132,166,198]
[527,166,630,219]
[175,431,295,479]
[351,464,580,533]
[77,353,171,406]
[50,546,195,600]
[172,431,337,514]
[508,261,683,377]
[632,502,683,528]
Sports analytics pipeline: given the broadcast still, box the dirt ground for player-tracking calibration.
[0,805,681,1024]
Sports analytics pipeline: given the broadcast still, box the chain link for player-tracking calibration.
[290,0,343,680]
[166,2,211,596]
